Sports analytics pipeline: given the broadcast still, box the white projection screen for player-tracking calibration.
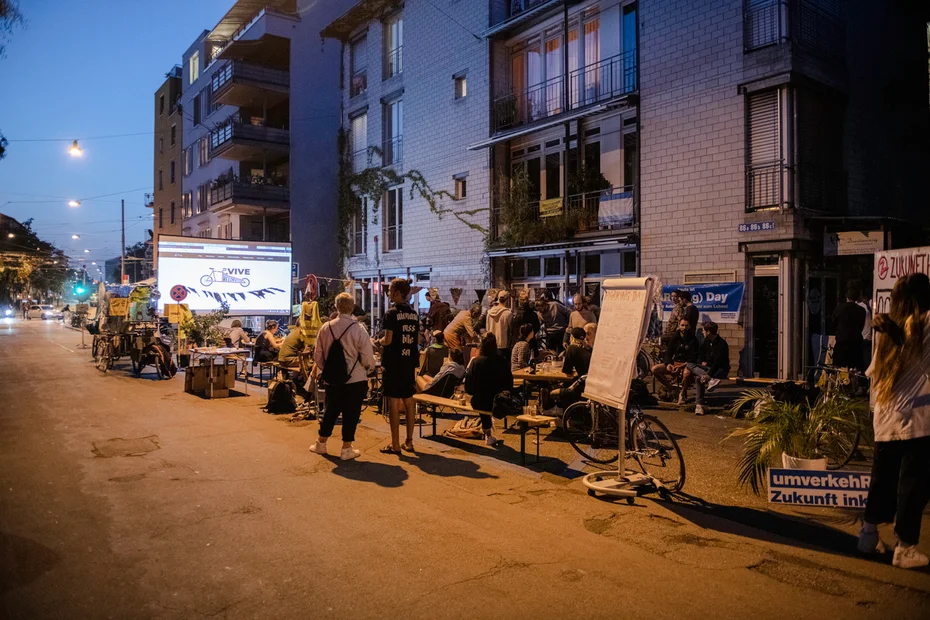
[157,235,292,316]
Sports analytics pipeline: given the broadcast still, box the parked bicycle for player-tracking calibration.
[807,364,870,470]
[562,378,686,494]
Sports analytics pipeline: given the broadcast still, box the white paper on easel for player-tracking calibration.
[583,277,658,410]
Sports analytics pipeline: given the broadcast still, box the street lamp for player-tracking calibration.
[71,234,80,239]
[68,200,81,207]
[83,249,90,253]
[6,233,13,238]
[68,140,83,157]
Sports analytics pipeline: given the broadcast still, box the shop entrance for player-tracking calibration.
[806,272,840,369]
[752,260,779,378]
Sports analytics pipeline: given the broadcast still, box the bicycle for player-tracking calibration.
[200,267,250,288]
[562,388,686,494]
[636,336,664,380]
[807,364,870,470]
[94,334,115,372]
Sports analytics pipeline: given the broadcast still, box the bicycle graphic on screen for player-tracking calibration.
[200,268,250,288]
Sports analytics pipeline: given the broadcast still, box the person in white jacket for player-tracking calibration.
[858,273,930,569]
[485,291,513,358]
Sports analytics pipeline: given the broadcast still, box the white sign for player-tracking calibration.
[872,246,930,315]
[156,235,292,316]
[583,277,658,410]
[767,468,871,508]
[824,231,884,257]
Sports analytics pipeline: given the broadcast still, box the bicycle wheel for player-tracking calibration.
[95,342,112,373]
[636,350,651,380]
[629,413,686,493]
[562,401,620,464]
[819,409,861,470]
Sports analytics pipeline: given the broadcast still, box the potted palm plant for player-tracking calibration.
[725,389,867,495]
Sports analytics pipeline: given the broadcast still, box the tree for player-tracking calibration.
[0,0,24,160]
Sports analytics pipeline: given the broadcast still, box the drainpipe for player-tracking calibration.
[562,0,570,217]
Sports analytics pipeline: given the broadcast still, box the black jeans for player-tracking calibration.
[864,436,930,545]
[319,381,368,443]
[479,414,493,431]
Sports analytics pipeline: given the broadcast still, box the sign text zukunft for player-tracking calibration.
[767,469,870,507]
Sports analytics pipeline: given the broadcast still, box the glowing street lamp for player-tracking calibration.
[71,234,80,239]
[6,233,13,238]
[83,249,90,253]
[68,140,83,157]
[68,200,81,207]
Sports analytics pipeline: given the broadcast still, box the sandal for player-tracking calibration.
[379,445,402,455]
[401,442,416,453]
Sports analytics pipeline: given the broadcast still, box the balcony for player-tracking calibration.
[743,0,843,59]
[746,160,790,211]
[487,0,580,36]
[209,178,289,215]
[381,136,403,168]
[212,61,289,108]
[384,46,403,79]
[210,117,289,161]
[492,51,637,134]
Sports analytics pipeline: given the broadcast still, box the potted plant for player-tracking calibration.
[725,389,867,494]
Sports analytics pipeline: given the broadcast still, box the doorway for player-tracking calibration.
[806,272,839,368]
[752,260,779,378]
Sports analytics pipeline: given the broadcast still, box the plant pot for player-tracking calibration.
[781,453,827,470]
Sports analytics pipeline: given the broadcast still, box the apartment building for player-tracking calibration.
[180,0,295,246]
[479,0,641,307]
[322,0,492,313]
[151,66,184,270]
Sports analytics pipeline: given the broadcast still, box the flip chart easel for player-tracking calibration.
[581,276,660,500]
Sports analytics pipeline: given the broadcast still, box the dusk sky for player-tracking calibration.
[0,0,231,273]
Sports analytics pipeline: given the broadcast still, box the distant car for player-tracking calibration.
[26,304,61,320]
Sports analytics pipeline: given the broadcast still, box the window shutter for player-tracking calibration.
[748,90,779,164]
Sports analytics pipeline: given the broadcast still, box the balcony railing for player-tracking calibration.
[350,68,367,97]
[743,0,787,51]
[492,51,637,133]
[746,160,789,211]
[794,0,844,60]
[212,61,289,94]
[382,136,403,167]
[210,117,289,153]
[384,46,403,78]
[210,180,289,208]
[492,187,635,242]
[743,0,843,58]
[509,0,553,19]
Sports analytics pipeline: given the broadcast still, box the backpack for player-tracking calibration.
[492,390,523,419]
[320,322,361,387]
[265,374,297,414]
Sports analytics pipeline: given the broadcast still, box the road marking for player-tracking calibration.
[46,339,75,353]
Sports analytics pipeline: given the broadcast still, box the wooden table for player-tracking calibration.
[512,367,577,403]
[515,414,557,465]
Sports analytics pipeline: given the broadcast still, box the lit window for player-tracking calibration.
[454,74,467,99]
[383,187,403,251]
[384,15,403,78]
[454,175,467,199]
[189,51,200,84]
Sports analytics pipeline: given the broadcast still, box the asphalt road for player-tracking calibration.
[2,318,929,619]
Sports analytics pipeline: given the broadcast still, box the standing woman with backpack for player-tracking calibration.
[309,293,376,461]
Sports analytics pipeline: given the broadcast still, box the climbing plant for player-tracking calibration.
[335,128,489,264]
[492,167,586,248]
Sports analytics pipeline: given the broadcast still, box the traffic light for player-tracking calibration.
[73,283,89,301]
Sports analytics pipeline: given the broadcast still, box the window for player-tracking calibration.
[454,174,467,199]
[158,169,163,191]
[545,257,561,276]
[351,198,367,256]
[623,250,637,274]
[182,192,192,218]
[623,132,637,189]
[197,184,209,213]
[158,208,163,228]
[193,93,201,125]
[350,35,368,97]
[510,259,526,279]
[743,0,785,51]
[454,73,467,99]
[382,98,403,166]
[545,152,560,199]
[384,15,403,78]
[527,258,541,278]
[622,3,638,92]
[170,201,176,225]
[350,112,368,172]
[383,187,403,251]
[183,146,193,176]
[159,94,165,116]
[170,161,176,184]
[189,51,200,84]
[746,89,782,210]
[170,124,176,146]
[159,137,164,153]
[585,253,601,275]
[199,137,210,167]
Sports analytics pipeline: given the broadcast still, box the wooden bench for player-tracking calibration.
[514,414,557,466]
[413,393,487,438]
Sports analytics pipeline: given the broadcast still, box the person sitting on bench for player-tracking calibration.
[683,321,730,416]
[652,317,699,405]
[419,330,449,378]
[542,324,596,412]
[278,326,309,369]
[416,349,466,398]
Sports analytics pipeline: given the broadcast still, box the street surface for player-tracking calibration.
[2,318,929,619]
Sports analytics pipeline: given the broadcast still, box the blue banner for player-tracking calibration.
[661,282,745,324]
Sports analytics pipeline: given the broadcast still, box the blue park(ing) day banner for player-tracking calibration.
[661,283,745,324]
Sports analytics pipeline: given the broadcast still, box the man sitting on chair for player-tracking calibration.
[416,349,466,398]
[683,321,730,416]
[651,317,699,405]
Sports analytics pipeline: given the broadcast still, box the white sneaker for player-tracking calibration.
[309,441,328,455]
[340,446,361,461]
[856,522,886,554]
[893,544,929,569]
[485,434,498,447]
[694,404,705,416]
[706,378,721,392]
